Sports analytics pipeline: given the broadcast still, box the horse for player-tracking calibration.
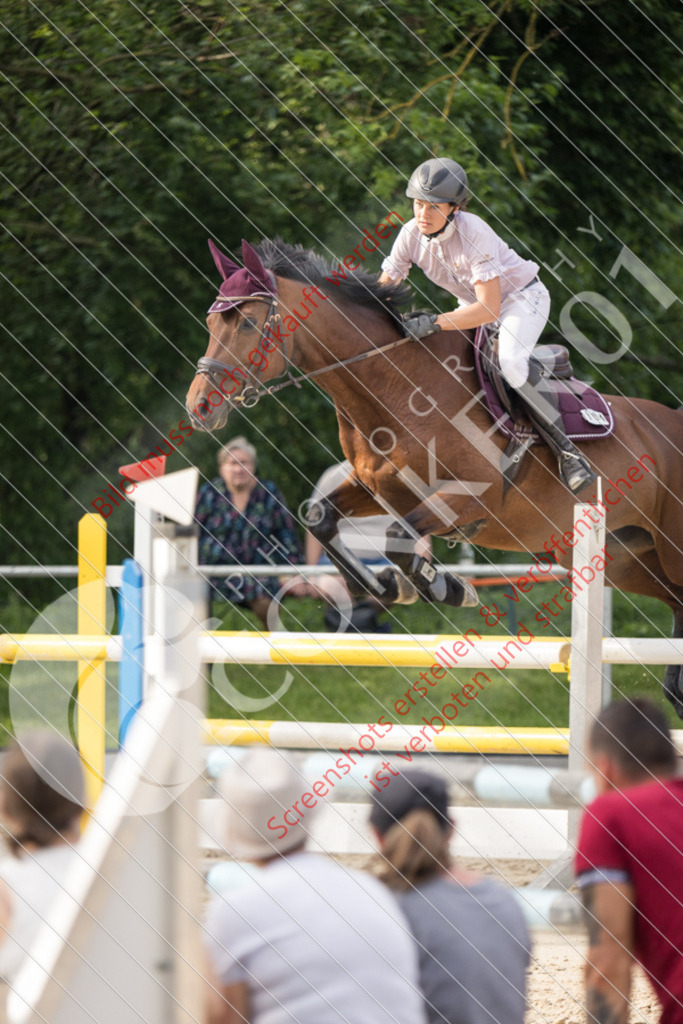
[186,238,683,715]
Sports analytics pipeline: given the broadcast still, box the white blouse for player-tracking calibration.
[381,211,539,305]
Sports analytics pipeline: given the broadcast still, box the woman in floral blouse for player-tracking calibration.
[194,437,303,627]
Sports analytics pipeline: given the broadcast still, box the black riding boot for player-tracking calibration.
[515,364,597,494]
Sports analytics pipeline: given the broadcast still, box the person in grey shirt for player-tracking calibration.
[204,748,427,1024]
[369,768,531,1024]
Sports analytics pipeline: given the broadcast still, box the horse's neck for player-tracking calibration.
[292,304,475,403]
[291,296,396,374]
[279,275,476,399]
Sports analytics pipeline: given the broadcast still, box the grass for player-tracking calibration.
[205,582,678,730]
[0,577,677,743]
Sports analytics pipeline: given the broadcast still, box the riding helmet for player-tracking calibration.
[406,158,468,207]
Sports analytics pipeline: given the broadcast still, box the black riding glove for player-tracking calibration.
[402,312,441,341]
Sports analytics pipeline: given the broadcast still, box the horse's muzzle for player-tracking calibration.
[185,380,232,433]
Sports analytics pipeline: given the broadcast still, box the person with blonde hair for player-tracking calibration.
[195,436,303,627]
[370,768,531,1024]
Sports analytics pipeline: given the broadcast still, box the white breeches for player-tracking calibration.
[497,281,551,389]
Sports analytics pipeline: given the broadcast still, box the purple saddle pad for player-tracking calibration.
[473,327,615,443]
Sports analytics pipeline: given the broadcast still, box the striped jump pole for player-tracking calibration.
[199,633,683,669]
[204,719,574,756]
[2,633,683,668]
[200,631,572,671]
[204,742,595,808]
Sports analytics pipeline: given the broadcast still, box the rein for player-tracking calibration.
[197,293,413,410]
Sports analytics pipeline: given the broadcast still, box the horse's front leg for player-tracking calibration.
[383,496,479,609]
[305,481,419,605]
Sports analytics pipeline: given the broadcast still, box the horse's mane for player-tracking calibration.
[255,237,413,328]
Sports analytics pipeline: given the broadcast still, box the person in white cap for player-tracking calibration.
[204,747,427,1024]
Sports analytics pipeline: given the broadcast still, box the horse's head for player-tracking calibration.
[185,239,285,432]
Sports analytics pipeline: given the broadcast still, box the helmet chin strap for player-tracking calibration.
[425,209,458,240]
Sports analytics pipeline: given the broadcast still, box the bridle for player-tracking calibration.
[196,294,289,409]
[195,291,413,410]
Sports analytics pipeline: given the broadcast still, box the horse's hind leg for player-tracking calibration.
[383,518,478,609]
[305,481,419,605]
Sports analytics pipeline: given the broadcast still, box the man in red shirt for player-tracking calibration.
[575,698,683,1024]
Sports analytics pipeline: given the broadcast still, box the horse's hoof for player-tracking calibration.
[394,574,419,605]
[416,573,479,608]
[445,573,479,608]
[376,568,419,605]
[663,665,683,720]
[461,578,479,607]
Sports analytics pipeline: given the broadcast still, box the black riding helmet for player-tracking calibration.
[406,158,468,207]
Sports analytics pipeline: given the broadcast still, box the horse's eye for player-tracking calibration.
[238,317,258,332]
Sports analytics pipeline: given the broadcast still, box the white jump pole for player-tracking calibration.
[8,504,207,1024]
[567,478,606,842]
[133,503,159,634]
[130,468,200,697]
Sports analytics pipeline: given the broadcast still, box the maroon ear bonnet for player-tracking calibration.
[207,239,276,314]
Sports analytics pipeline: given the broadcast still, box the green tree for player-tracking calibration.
[0,0,679,614]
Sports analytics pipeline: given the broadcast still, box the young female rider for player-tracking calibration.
[378,157,596,493]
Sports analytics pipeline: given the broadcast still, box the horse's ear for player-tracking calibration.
[241,240,273,291]
[208,239,241,281]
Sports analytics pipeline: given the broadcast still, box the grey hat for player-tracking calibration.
[369,769,450,836]
[218,748,318,859]
[406,158,468,206]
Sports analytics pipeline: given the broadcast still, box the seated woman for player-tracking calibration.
[195,436,303,628]
[370,768,531,1024]
[0,733,84,990]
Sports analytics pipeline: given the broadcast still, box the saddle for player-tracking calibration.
[473,325,615,480]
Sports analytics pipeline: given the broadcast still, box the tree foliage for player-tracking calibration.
[0,0,680,591]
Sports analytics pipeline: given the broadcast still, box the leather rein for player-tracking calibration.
[196,294,412,410]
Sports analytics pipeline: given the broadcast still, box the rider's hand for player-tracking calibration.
[402,312,441,341]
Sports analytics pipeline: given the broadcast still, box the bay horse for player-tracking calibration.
[186,238,683,715]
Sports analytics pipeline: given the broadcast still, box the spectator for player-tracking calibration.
[369,768,531,1024]
[306,460,431,633]
[574,698,683,1024]
[195,437,303,628]
[0,733,84,988]
[204,748,426,1024]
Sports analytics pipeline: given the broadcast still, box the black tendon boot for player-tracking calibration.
[514,363,597,494]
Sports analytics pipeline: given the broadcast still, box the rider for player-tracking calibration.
[378,157,596,494]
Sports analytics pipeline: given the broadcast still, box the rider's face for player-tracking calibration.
[413,199,456,235]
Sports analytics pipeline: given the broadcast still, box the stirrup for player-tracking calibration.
[558,451,597,493]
